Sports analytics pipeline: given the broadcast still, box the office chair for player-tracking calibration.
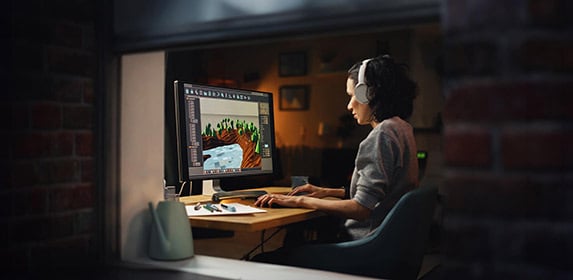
[252,186,439,280]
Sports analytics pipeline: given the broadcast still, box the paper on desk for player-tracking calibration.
[186,203,267,216]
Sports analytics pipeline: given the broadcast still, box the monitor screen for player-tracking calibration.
[174,81,276,192]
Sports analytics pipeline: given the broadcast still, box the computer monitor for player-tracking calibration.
[174,81,277,195]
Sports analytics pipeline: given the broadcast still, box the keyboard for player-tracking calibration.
[211,190,268,203]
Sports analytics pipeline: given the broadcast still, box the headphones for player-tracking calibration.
[354,58,372,104]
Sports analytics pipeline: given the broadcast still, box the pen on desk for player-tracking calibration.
[211,204,222,212]
[203,204,214,212]
[221,203,236,212]
[193,202,201,211]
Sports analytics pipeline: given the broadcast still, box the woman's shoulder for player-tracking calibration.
[381,116,410,127]
[365,117,413,147]
[373,117,411,134]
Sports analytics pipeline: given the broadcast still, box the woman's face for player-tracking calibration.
[346,78,373,126]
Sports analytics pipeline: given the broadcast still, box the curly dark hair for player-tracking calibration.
[348,55,418,122]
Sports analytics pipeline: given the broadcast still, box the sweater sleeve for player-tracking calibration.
[352,129,400,210]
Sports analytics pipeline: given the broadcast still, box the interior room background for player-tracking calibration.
[165,23,444,190]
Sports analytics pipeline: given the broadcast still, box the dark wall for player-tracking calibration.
[441,0,573,278]
[2,0,99,273]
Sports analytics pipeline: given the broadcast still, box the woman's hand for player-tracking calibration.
[288,184,329,198]
[254,193,303,208]
[254,184,345,209]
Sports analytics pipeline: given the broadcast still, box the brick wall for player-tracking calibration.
[442,0,573,278]
[2,0,98,273]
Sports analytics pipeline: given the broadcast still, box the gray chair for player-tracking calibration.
[252,186,439,280]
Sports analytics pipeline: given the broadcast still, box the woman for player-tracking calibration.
[255,54,419,241]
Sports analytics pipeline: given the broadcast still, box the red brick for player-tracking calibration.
[444,81,573,122]
[45,46,95,76]
[75,211,94,234]
[29,235,94,269]
[528,0,572,26]
[49,21,84,49]
[443,0,524,33]
[442,218,493,261]
[517,39,573,72]
[444,127,492,167]
[443,174,573,219]
[49,184,93,212]
[75,131,93,156]
[442,0,468,33]
[13,132,74,158]
[12,74,53,101]
[55,131,75,156]
[502,128,573,170]
[84,79,94,104]
[0,246,29,271]
[442,0,573,278]
[11,102,30,130]
[13,188,48,216]
[11,161,38,187]
[49,213,75,238]
[80,159,94,182]
[51,77,83,103]
[497,223,573,270]
[49,186,75,212]
[12,42,44,73]
[13,132,52,158]
[10,216,52,243]
[63,105,93,129]
[35,159,79,184]
[31,102,61,129]
[444,41,497,76]
[7,0,97,273]
[72,184,94,209]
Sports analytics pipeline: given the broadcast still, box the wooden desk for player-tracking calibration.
[179,187,325,232]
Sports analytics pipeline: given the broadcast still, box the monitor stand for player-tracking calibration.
[191,179,223,195]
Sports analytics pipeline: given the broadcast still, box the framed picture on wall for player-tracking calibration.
[279,51,307,77]
[279,85,309,111]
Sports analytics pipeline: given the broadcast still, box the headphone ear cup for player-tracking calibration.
[354,58,372,104]
[354,83,369,104]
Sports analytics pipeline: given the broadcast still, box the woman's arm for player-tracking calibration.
[298,196,370,220]
[254,193,370,221]
[288,184,346,199]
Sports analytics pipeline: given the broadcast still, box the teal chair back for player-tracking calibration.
[253,186,438,280]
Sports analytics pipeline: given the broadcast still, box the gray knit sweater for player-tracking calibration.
[344,116,419,240]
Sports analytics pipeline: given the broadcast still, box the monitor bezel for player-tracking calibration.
[174,80,277,186]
